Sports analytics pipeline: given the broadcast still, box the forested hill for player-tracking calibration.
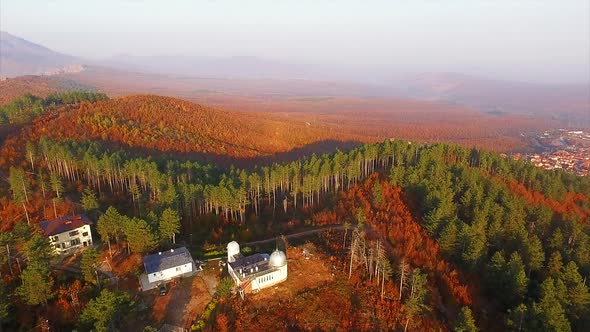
[0,94,589,331]
[3,94,365,159]
[0,75,96,106]
[1,132,589,330]
[0,91,108,125]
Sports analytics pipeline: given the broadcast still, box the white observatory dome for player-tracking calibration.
[227,241,240,262]
[269,250,287,267]
[227,241,240,253]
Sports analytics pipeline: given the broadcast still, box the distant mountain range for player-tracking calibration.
[104,54,323,80]
[394,73,590,118]
[1,31,588,126]
[0,31,86,77]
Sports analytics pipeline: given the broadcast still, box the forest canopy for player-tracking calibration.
[0,91,108,125]
[0,93,588,331]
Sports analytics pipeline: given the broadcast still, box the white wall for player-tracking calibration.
[147,262,193,284]
[228,265,240,285]
[251,265,288,291]
[48,224,93,254]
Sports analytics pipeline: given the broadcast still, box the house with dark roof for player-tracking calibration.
[39,215,93,254]
[143,247,194,285]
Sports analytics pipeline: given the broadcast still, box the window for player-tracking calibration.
[55,244,60,249]
[82,232,89,237]
[51,236,58,242]
[176,267,181,272]
[69,230,79,237]
[71,238,81,246]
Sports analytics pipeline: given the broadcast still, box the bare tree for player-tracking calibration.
[398,258,409,301]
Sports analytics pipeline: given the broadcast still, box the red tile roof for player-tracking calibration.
[39,215,92,237]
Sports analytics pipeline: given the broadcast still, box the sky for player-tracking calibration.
[1,0,589,84]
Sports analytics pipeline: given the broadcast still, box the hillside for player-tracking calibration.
[9,95,364,160]
[54,68,563,151]
[1,135,588,331]
[36,69,552,151]
[0,76,60,105]
[0,76,98,106]
[3,92,551,170]
[0,89,555,173]
[0,91,108,125]
[62,65,589,129]
[0,31,85,78]
[214,96,552,151]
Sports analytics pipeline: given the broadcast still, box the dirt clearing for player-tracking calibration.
[248,245,335,303]
[144,264,220,329]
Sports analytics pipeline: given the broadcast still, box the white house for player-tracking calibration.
[39,215,93,254]
[143,247,194,284]
[227,241,288,294]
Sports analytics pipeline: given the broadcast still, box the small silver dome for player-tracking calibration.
[269,250,287,267]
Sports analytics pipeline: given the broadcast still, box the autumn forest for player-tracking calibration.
[0,87,587,332]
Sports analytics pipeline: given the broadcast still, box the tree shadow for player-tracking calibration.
[101,139,363,169]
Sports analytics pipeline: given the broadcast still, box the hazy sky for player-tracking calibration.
[1,0,589,83]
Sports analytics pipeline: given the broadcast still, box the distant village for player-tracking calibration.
[515,129,590,176]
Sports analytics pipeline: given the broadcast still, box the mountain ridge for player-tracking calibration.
[0,31,85,77]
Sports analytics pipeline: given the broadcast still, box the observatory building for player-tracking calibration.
[226,241,288,293]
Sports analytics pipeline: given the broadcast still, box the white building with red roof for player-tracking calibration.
[39,215,93,254]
